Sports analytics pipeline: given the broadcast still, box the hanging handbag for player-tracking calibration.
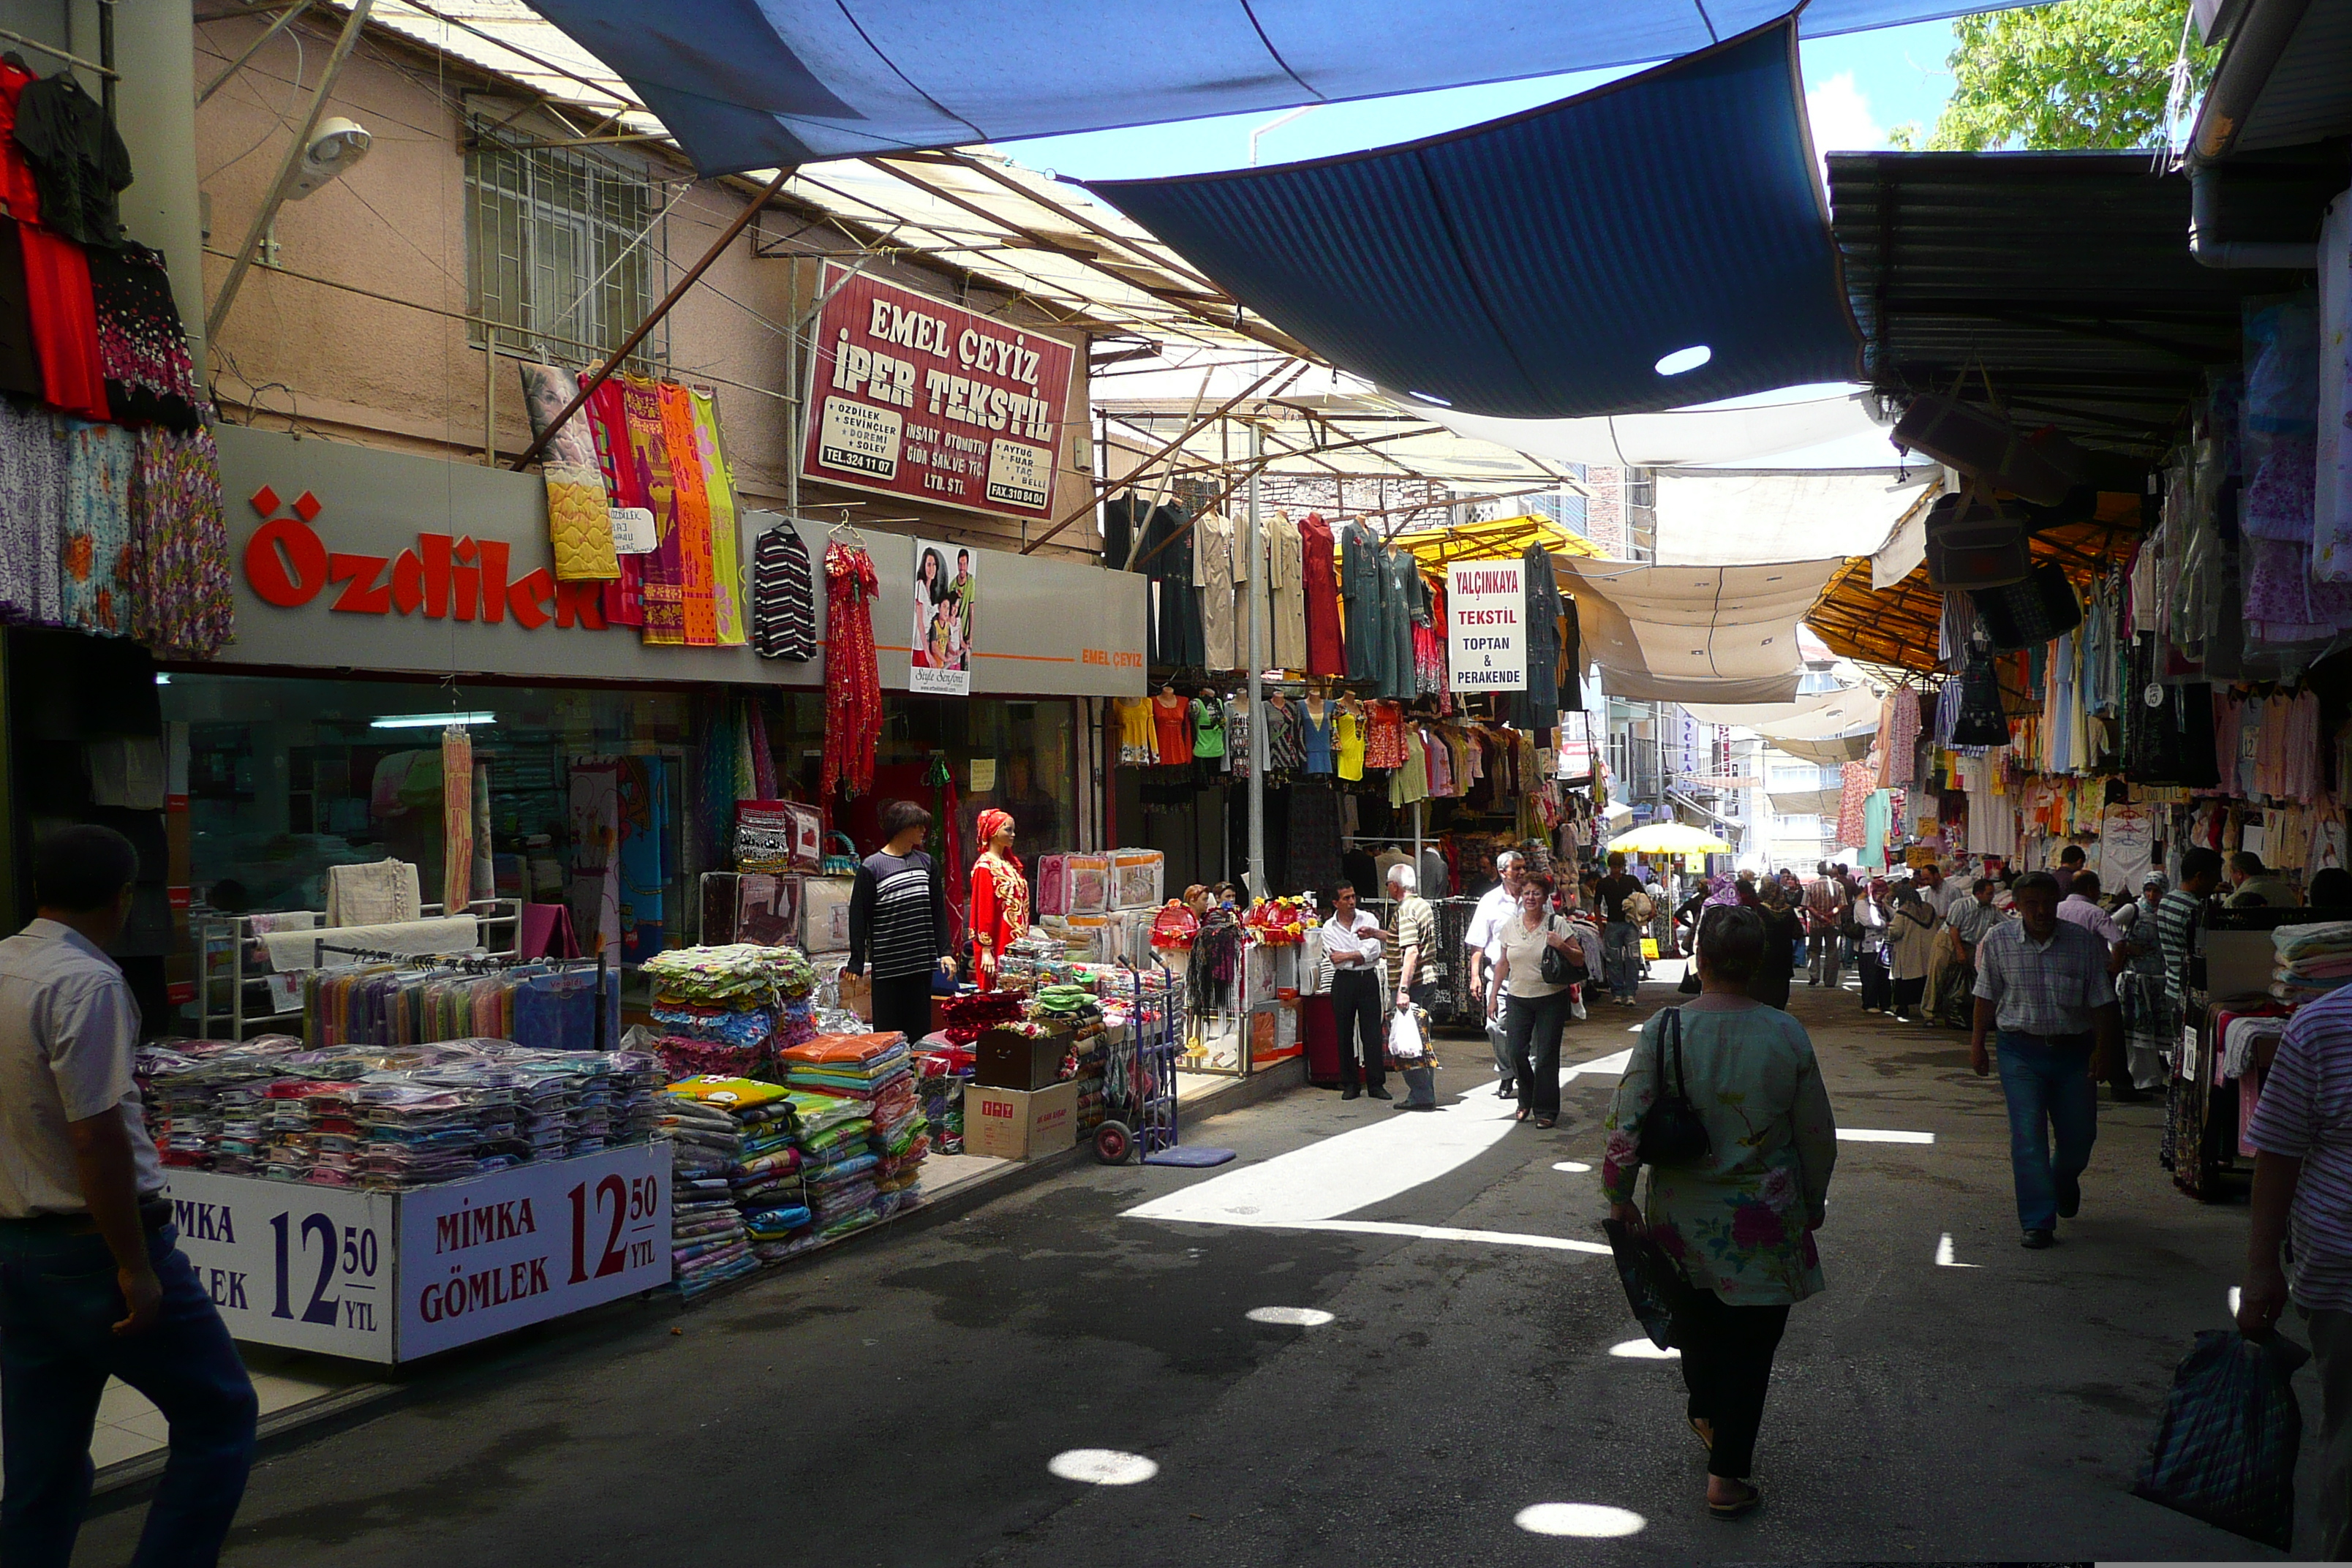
[1949,644,2011,747]
[1539,916,1582,986]
[1635,1007,1714,1167]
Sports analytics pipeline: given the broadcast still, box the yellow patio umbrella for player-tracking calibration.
[1607,822,1734,856]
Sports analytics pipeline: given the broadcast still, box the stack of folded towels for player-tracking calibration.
[2272,921,2352,1002]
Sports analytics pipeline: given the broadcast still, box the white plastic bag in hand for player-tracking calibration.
[1387,1006,1426,1063]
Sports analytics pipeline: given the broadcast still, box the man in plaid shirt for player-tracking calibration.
[1970,870,2122,1250]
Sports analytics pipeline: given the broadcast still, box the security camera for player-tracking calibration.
[284,117,371,200]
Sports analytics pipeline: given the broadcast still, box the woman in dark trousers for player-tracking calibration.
[1488,872,1583,1128]
[1603,906,1839,1520]
[844,799,955,1039]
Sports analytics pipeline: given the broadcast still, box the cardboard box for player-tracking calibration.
[976,1024,1070,1091]
[963,1079,1079,1160]
[837,970,872,1022]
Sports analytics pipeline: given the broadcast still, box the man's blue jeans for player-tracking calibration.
[1994,1031,2099,1231]
[0,1222,258,1568]
[1602,921,1642,1001]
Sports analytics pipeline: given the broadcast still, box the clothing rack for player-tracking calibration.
[195,897,524,1041]
[307,948,612,1054]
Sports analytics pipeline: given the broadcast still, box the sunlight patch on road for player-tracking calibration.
[1049,1450,1158,1485]
[1246,1306,1335,1327]
[1840,1128,1934,1144]
[1553,1160,1593,1173]
[1516,1502,1647,1537]
[1934,1232,1979,1268]
[1609,1338,1680,1359]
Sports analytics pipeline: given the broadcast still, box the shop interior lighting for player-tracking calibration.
[369,711,495,729]
[1654,344,1712,375]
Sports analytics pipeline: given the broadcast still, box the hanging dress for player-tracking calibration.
[1115,697,1158,766]
[1300,700,1334,774]
[1300,513,1346,676]
[821,540,881,798]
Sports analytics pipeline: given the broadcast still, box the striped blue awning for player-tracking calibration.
[1086,19,1864,419]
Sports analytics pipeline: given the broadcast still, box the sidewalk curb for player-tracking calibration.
[89,1058,1308,1497]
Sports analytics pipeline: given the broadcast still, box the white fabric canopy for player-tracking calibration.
[1405,389,1888,469]
[1651,469,1931,567]
[1555,557,1844,704]
[1680,687,1880,736]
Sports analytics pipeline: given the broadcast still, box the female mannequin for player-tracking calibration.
[969,808,1029,990]
[1152,682,1194,766]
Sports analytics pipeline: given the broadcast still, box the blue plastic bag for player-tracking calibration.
[2133,1328,2310,1550]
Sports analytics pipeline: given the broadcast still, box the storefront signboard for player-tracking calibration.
[164,1143,668,1363]
[211,426,1145,697]
[1447,559,1526,692]
[803,270,1079,524]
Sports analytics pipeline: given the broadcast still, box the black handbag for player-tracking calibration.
[1635,1008,1714,1167]
[1603,1217,1694,1350]
[1539,916,1582,987]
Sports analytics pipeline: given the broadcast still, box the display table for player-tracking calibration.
[165,1144,670,1363]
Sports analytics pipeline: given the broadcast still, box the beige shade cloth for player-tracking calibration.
[1768,786,1843,817]
[1681,687,1882,739]
[1406,388,1886,467]
[260,915,482,972]
[1763,729,1877,765]
[1556,556,1845,704]
[1651,469,1931,567]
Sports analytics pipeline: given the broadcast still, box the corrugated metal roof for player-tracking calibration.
[1827,151,2324,460]
[2204,0,2352,154]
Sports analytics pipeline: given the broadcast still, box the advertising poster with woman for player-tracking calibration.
[910,538,976,694]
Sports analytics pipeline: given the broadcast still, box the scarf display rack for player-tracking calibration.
[303,947,614,1053]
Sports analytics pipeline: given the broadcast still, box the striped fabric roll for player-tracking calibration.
[753,525,816,660]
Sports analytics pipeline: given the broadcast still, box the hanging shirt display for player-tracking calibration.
[750,525,816,660]
[1150,693,1194,766]
[1112,696,1157,766]
[1382,545,1418,699]
[1512,540,1564,736]
[1192,696,1227,761]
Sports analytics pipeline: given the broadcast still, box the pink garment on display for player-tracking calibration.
[1885,687,1921,787]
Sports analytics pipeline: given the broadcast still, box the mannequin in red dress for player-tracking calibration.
[969,808,1029,990]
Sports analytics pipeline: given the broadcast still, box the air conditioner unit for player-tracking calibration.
[1923,491,2032,591]
[1893,395,2087,506]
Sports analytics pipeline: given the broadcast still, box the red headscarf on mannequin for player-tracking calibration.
[977,808,1014,845]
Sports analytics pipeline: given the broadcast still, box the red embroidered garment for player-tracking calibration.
[969,848,1029,990]
[1300,512,1345,676]
[1364,700,1406,769]
[822,540,881,798]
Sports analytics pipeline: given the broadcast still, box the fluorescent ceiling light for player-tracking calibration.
[1654,344,1712,376]
[370,711,494,730]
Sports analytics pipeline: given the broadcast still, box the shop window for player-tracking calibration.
[165,673,701,949]
[465,127,666,370]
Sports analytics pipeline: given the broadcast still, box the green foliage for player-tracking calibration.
[1929,0,2214,151]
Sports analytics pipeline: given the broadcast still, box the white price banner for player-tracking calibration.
[1447,559,1526,692]
[165,1143,671,1364]
[164,1172,396,1358]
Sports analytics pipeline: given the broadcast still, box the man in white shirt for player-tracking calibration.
[1464,852,1524,1098]
[1916,864,1961,921]
[1321,883,1391,1102]
[0,826,257,1564]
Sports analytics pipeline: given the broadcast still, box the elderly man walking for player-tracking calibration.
[1803,862,1847,989]
[1387,862,1440,1111]
[1970,870,2123,1249]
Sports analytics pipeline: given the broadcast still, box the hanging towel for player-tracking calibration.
[325,858,421,927]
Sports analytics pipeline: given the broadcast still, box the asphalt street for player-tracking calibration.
[77,965,2318,1564]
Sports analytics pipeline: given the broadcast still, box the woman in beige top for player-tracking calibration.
[1488,872,1586,1128]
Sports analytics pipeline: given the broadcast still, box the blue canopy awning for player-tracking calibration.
[516,0,2032,176]
[1087,19,1863,420]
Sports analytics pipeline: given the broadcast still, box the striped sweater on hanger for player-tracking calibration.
[753,525,817,660]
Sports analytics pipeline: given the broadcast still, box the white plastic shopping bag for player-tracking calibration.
[1387,1006,1426,1063]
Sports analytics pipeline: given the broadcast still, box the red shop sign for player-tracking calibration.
[240,485,608,631]
[801,270,1077,523]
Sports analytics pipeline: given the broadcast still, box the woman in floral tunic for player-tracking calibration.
[1602,904,1838,1520]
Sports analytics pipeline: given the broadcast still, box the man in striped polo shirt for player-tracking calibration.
[2155,848,2224,1014]
[2241,979,2352,1559]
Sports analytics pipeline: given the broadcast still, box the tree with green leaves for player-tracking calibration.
[1903,0,2214,151]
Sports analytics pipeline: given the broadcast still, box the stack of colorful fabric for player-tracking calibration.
[642,944,818,1079]
[657,1090,756,1295]
[666,1076,817,1266]
[788,1090,879,1240]
[2273,921,2352,1000]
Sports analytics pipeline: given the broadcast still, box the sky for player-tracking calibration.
[999,18,1960,182]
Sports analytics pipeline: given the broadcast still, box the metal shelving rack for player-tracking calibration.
[195,898,523,1040]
